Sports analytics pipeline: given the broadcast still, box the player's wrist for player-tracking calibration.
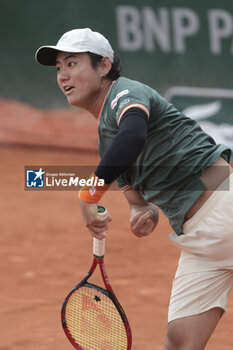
[78,173,109,203]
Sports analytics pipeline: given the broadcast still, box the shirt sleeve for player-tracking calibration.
[110,85,151,126]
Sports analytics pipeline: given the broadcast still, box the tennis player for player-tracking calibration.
[36,28,233,350]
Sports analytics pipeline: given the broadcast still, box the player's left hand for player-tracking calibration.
[79,201,112,239]
[130,204,158,238]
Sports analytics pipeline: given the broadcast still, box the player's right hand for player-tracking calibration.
[79,201,112,239]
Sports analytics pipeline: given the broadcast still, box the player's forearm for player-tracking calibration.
[123,188,147,205]
[123,189,159,221]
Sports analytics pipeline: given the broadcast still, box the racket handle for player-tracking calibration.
[93,206,107,258]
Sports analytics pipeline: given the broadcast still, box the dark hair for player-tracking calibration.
[88,52,121,80]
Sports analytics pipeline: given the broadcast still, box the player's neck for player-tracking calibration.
[88,79,113,119]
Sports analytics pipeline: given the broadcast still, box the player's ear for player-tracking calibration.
[98,56,112,77]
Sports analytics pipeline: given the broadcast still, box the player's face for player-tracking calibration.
[56,52,104,109]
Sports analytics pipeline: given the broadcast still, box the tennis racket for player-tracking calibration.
[61,205,132,350]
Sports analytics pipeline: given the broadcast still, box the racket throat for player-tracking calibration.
[98,258,112,291]
[93,253,104,259]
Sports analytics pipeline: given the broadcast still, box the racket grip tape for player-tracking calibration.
[93,206,107,258]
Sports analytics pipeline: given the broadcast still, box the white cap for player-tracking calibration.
[35,28,114,66]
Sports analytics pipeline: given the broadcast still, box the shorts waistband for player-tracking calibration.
[183,173,233,234]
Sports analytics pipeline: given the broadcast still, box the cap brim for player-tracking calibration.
[35,46,60,66]
[35,45,88,66]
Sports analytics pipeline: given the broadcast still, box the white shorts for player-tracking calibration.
[168,173,233,323]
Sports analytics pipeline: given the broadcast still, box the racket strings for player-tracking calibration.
[65,286,128,350]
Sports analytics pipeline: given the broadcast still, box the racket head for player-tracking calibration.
[61,275,132,349]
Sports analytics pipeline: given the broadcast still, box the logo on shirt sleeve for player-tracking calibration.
[111,89,129,109]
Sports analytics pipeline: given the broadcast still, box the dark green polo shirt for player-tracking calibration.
[98,77,231,235]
